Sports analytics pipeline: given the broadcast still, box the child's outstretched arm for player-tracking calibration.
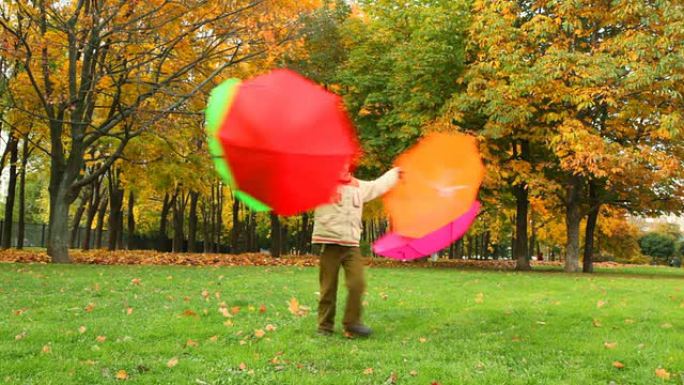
[359,167,400,203]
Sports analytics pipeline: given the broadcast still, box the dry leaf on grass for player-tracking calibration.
[288,298,310,317]
[612,361,625,369]
[115,370,128,380]
[167,357,179,368]
[604,342,617,349]
[655,368,671,380]
[363,368,374,375]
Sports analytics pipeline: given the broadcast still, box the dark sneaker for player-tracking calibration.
[344,324,372,338]
[317,329,333,337]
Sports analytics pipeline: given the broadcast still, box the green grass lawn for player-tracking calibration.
[1,263,683,384]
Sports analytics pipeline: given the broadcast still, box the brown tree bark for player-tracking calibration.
[187,191,199,253]
[564,175,584,272]
[17,139,30,249]
[1,134,18,249]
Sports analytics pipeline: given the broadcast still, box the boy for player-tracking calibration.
[312,166,400,337]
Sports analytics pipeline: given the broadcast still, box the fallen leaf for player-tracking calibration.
[409,370,418,376]
[380,293,388,300]
[215,292,221,299]
[126,307,133,316]
[511,336,522,342]
[96,336,107,343]
[475,293,484,304]
[185,339,198,347]
[597,300,607,308]
[363,367,374,375]
[254,329,265,338]
[167,357,179,368]
[115,369,128,380]
[259,304,267,313]
[181,309,198,317]
[13,308,27,316]
[248,305,256,312]
[231,306,241,315]
[419,337,427,343]
[287,297,310,317]
[604,342,617,349]
[239,363,247,371]
[209,335,218,342]
[85,303,96,313]
[265,324,276,332]
[660,323,673,329]
[131,278,141,285]
[593,319,602,328]
[655,368,671,380]
[42,345,51,353]
[613,361,625,369]
[78,326,87,334]
[624,319,635,324]
[219,307,231,317]
[239,340,247,345]
[224,320,234,327]
[15,331,26,340]
[385,372,398,384]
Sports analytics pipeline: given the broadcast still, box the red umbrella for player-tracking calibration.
[216,69,360,215]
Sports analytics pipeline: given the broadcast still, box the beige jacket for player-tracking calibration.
[312,168,400,246]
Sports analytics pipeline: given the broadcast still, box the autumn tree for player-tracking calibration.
[0,0,317,262]
[449,0,684,272]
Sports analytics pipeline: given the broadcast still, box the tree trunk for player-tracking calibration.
[17,140,29,249]
[299,212,310,255]
[270,212,282,258]
[159,192,176,251]
[107,171,124,251]
[215,183,223,252]
[564,175,583,272]
[231,197,241,253]
[126,191,135,249]
[512,141,531,270]
[82,180,101,250]
[95,194,109,249]
[1,134,19,249]
[188,191,199,253]
[583,181,601,273]
[69,191,89,248]
[172,191,186,253]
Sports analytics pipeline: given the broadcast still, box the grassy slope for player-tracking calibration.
[1,263,683,384]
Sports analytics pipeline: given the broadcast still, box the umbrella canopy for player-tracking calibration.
[373,201,481,260]
[209,69,359,215]
[383,132,484,238]
[205,79,270,211]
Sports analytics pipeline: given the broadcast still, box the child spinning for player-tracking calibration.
[312,165,400,337]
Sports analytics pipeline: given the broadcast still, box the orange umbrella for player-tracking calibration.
[383,132,484,238]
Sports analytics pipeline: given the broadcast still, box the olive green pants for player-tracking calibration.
[317,244,365,332]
